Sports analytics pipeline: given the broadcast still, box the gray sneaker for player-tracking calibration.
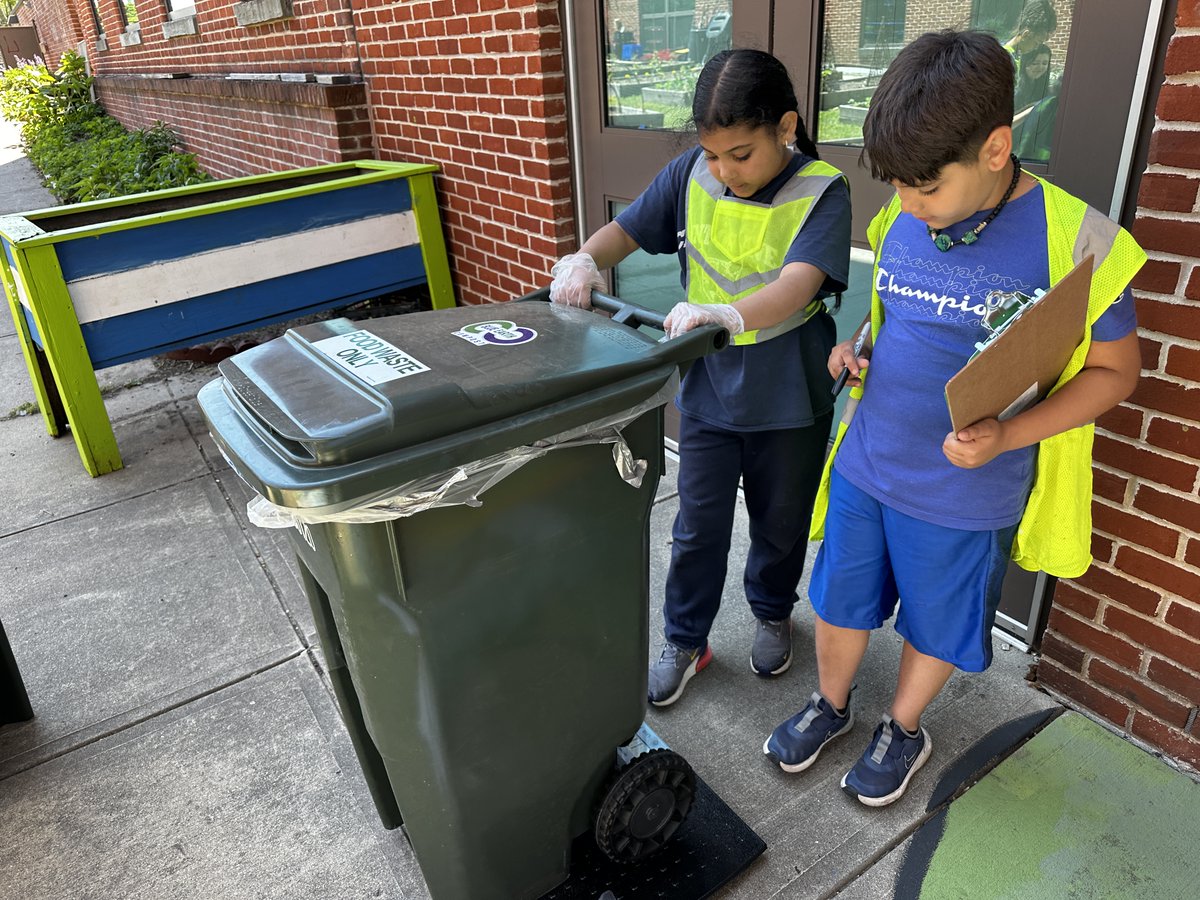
[648,641,713,707]
[751,617,793,675]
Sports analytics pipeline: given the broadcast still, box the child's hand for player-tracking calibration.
[943,419,1008,468]
[827,339,870,384]
[664,302,745,339]
[549,252,605,308]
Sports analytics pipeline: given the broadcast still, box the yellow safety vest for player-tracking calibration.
[685,156,845,345]
[809,175,1146,579]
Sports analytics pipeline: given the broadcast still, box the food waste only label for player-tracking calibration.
[312,330,430,385]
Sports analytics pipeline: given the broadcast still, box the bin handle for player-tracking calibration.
[515,288,729,364]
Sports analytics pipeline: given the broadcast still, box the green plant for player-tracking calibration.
[30,119,211,203]
[0,61,57,138]
[0,52,211,203]
[4,401,39,420]
[816,107,864,143]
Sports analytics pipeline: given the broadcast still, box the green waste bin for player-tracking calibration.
[198,292,726,900]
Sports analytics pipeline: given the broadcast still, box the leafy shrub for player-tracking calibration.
[0,51,211,203]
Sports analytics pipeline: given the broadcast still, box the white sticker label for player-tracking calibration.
[312,330,429,386]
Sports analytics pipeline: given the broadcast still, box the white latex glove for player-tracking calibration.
[663,302,745,340]
[549,252,605,308]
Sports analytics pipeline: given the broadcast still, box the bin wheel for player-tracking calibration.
[594,748,695,863]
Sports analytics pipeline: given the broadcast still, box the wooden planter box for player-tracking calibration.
[820,86,875,110]
[837,104,870,125]
[0,160,455,476]
[642,87,693,106]
[609,109,666,128]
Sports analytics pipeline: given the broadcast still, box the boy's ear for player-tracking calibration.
[980,126,1014,171]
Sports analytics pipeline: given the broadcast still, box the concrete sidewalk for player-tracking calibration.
[0,116,1190,899]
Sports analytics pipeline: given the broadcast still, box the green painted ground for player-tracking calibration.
[918,712,1198,899]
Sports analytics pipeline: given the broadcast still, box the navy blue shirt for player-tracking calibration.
[616,147,852,430]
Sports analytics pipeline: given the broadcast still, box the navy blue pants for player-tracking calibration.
[662,411,834,650]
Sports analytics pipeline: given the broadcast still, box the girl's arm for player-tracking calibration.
[664,260,829,338]
[942,330,1141,469]
[578,220,640,269]
[732,260,828,332]
[551,221,641,307]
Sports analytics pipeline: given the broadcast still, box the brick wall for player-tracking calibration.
[83,0,370,172]
[904,0,973,42]
[95,76,374,178]
[352,0,574,305]
[85,0,361,77]
[1037,2,1200,775]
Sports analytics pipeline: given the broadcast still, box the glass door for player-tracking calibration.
[771,1,1160,246]
[571,1,773,322]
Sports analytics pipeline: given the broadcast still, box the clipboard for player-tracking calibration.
[945,255,1093,433]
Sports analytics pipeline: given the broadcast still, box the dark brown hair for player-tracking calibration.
[862,30,1014,185]
[1017,0,1058,37]
[692,48,821,160]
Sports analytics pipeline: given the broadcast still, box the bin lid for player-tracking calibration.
[215,302,677,469]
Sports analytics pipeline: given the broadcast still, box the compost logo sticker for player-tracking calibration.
[452,320,538,346]
[312,329,429,386]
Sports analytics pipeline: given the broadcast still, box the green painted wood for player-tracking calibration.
[410,171,457,310]
[919,712,1199,899]
[2,251,62,437]
[19,244,121,476]
[15,161,440,246]
[0,214,44,242]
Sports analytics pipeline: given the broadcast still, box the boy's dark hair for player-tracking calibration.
[692,48,821,159]
[1017,0,1058,37]
[862,30,1014,185]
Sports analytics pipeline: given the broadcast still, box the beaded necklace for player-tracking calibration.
[928,155,1023,252]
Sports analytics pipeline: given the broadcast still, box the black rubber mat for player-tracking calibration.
[540,774,765,900]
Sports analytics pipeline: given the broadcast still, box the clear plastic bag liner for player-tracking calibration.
[247,372,678,527]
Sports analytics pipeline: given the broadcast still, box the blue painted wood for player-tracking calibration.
[49,179,413,281]
[77,246,427,368]
[20,304,38,343]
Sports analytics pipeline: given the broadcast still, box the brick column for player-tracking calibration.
[1037,3,1200,774]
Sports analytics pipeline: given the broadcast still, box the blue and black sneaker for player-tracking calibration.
[840,714,932,807]
[763,690,854,773]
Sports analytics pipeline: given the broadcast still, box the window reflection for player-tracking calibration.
[603,2,733,131]
[610,200,684,321]
[816,0,1073,165]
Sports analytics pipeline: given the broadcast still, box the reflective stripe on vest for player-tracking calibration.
[809,176,1145,581]
[685,156,844,345]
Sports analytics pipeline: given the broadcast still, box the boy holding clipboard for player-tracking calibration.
[763,30,1145,807]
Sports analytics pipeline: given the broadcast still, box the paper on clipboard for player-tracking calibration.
[945,255,1093,433]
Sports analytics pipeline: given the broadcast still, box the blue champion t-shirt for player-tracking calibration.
[616,147,852,431]
[834,184,1137,530]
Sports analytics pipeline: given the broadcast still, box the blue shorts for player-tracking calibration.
[809,467,1017,672]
